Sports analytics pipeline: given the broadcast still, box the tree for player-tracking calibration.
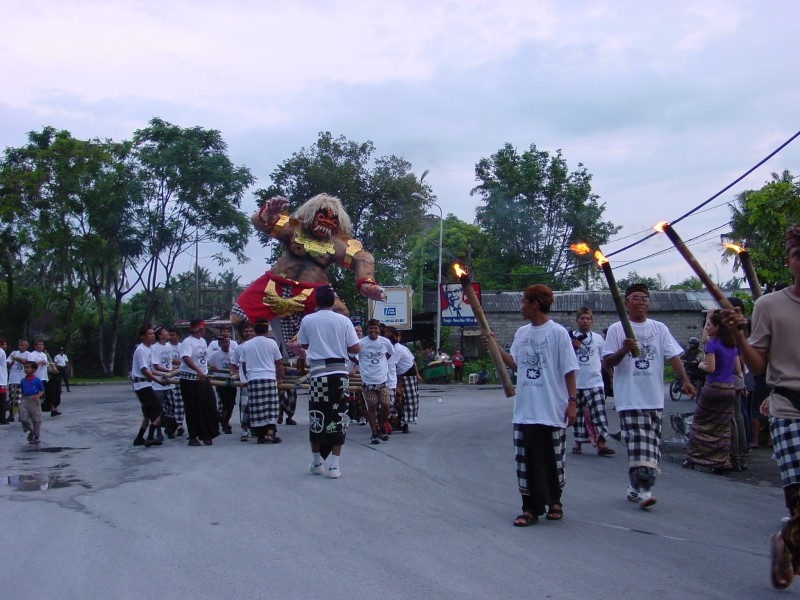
[471,143,620,290]
[616,271,666,292]
[724,170,800,292]
[130,118,254,323]
[255,132,429,314]
[669,276,704,291]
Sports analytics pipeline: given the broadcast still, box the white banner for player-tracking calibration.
[368,286,412,329]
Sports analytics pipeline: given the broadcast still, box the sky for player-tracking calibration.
[3,0,799,289]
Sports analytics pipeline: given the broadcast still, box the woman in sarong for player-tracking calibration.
[683,310,741,472]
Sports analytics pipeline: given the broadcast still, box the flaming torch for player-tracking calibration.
[453,263,515,398]
[570,243,639,357]
[654,222,734,310]
[724,242,762,300]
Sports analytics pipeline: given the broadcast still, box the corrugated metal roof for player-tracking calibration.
[423,290,723,313]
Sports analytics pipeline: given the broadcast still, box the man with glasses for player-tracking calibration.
[603,284,695,509]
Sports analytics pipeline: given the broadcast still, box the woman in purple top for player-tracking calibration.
[683,310,742,472]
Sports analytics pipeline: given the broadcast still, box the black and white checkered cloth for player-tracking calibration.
[771,418,800,486]
[401,374,420,423]
[246,378,279,427]
[514,424,567,493]
[170,386,185,424]
[8,383,22,405]
[572,386,610,443]
[619,409,663,470]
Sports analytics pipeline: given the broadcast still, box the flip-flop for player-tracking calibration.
[771,532,794,590]
[546,505,564,521]
[513,514,538,527]
[598,447,616,456]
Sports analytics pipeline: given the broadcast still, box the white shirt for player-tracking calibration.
[510,320,579,427]
[0,348,7,388]
[179,336,209,375]
[7,350,28,385]
[357,336,394,385]
[393,344,416,375]
[207,348,233,380]
[28,350,49,382]
[151,341,174,391]
[54,353,69,368]
[230,342,247,383]
[298,310,360,377]
[131,343,154,390]
[208,339,238,354]
[602,318,683,411]
[573,331,605,390]
[239,336,283,381]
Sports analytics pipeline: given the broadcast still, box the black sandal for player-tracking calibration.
[513,513,538,527]
[546,504,564,521]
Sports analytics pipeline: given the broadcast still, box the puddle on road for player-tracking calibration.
[1,472,91,491]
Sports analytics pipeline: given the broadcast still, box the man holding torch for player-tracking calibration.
[724,226,800,590]
[484,284,578,526]
[603,284,695,509]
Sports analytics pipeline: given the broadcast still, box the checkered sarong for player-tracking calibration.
[572,386,610,444]
[239,386,249,426]
[619,409,662,470]
[514,424,566,502]
[308,374,350,446]
[9,383,22,411]
[400,374,420,423]
[246,378,279,427]
[771,418,800,486]
[163,387,185,424]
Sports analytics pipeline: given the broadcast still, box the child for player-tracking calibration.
[19,361,45,444]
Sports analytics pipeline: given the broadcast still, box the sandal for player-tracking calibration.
[598,447,615,456]
[771,532,794,590]
[546,504,564,521]
[681,459,695,469]
[571,445,582,454]
[265,434,282,444]
[513,513,538,527]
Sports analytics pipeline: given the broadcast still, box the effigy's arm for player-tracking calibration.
[252,196,295,244]
[338,238,386,301]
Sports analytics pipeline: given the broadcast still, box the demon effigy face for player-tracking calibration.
[310,208,339,239]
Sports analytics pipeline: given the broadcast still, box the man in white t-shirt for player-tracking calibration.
[208,324,238,354]
[298,285,360,479]
[488,284,578,527]
[239,321,284,443]
[7,340,30,422]
[0,339,8,424]
[603,284,695,510]
[179,319,220,446]
[385,326,421,433]
[130,324,165,446]
[356,319,393,445]
[166,328,186,436]
[570,308,615,457]
[150,327,176,436]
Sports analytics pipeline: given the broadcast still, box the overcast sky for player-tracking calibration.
[3,0,799,289]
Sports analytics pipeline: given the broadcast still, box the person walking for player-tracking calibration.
[297,285,360,479]
[54,348,71,392]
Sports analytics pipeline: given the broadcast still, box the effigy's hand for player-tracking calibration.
[256,196,289,228]
[266,196,289,215]
[361,283,386,302]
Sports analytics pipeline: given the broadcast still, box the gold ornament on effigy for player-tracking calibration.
[262,281,312,317]
[294,229,335,258]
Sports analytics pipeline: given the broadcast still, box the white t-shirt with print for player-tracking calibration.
[357,336,394,385]
[151,341,174,391]
[179,336,209,375]
[510,320,579,427]
[297,310,360,377]
[602,319,683,411]
[573,331,605,390]
[131,343,154,391]
[28,350,49,382]
[7,351,28,385]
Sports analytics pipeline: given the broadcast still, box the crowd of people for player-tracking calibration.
[126,287,424,479]
[1,339,70,442]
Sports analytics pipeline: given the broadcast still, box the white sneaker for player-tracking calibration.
[626,485,640,503]
[637,490,657,509]
[308,462,325,476]
[327,465,341,479]
[240,431,251,442]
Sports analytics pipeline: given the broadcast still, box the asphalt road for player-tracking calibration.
[0,383,787,599]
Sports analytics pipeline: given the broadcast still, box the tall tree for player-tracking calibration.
[724,170,800,292]
[256,131,429,313]
[471,143,620,290]
[130,118,254,323]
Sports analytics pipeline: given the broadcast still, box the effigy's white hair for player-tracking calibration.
[292,193,352,235]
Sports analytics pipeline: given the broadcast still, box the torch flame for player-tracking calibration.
[569,243,592,255]
[453,263,468,278]
[594,250,608,266]
[724,242,745,254]
[653,221,669,233]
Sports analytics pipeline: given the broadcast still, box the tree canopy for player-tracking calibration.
[724,170,800,292]
[471,143,620,290]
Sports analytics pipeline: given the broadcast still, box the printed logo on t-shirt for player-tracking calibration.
[576,345,592,363]
[634,343,657,371]
[519,344,547,380]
